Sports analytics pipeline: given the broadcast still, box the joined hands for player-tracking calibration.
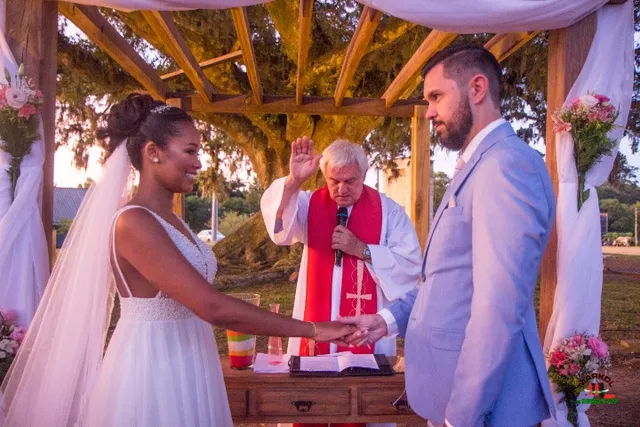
[313,314,388,348]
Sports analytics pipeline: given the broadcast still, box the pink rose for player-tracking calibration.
[588,337,608,358]
[549,350,567,368]
[558,368,569,377]
[568,363,580,375]
[18,103,37,119]
[0,309,17,323]
[569,334,585,348]
[0,87,7,106]
[594,94,610,104]
[9,326,26,343]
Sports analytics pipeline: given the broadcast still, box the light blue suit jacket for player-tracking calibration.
[389,123,556,427]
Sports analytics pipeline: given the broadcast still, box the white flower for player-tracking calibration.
[579,94,599,108]
[5,87,29,109]
[0,338,17,354]
[0,350,5,359]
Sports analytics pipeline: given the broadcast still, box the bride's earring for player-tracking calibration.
[152,157,159,164]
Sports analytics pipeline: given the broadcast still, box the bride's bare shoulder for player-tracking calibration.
[114,206,160,237]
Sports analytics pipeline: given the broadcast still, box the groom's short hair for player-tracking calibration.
[421,44,503,107]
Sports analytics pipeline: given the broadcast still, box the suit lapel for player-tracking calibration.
[420,123,517,276]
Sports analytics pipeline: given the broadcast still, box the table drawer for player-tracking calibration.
[227,389,249,418]
[256,388,351,417]
[359,388,415,416]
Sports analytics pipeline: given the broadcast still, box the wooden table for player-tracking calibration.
[221,356,425,424]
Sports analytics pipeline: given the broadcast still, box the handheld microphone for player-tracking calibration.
[335,207,349,266]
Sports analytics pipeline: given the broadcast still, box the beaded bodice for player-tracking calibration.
[113,206,217,321]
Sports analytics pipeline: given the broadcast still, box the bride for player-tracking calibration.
[0,93,353,426]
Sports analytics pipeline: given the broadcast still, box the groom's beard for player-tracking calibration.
[433,94,473,152]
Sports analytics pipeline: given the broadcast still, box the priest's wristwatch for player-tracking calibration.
[362,245,372,262]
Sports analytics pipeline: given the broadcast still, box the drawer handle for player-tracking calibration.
[393,399,411,412]
[291,400,315,412]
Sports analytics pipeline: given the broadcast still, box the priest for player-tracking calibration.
[261,136,421,359]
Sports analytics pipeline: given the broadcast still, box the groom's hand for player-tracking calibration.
[334,314,388,347]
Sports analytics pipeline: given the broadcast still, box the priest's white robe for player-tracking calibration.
[261,177,422,356]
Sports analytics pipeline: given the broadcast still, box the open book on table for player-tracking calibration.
[289,352,394,377]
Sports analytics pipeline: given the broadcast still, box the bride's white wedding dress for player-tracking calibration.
[85,205,233,427]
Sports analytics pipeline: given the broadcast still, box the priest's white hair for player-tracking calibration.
[320,139,368,178]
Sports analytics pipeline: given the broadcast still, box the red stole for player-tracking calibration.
[299,185,382,356]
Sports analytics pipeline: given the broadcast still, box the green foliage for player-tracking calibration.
[0,109,40,200]
[218,183,263,217]
[433,171,451,209]
[56,218,74,234]
[185,195,212,232]
[600,198,636,233]
[219,211,251,236]
[597,182,640,205]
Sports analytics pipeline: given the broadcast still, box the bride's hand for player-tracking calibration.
[312,321,356,342]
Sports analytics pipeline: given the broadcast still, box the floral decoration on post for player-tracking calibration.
[0,64,44,202]
[552,92,620,211]
[0,309,26,384]
[547,332,611,427]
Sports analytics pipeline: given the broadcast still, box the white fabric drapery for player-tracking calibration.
[0,0,49,327]
[53,0,270,11]
[542,2,634,426]
[357,1,633,426]
[356,0,608,33]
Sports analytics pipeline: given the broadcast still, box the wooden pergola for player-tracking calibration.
[5,0,628,340]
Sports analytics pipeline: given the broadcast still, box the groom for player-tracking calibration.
[338,45,556,427]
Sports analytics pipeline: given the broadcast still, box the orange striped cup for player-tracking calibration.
[226,293,260,369]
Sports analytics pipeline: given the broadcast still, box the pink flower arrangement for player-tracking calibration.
[0,308,25,384]
[552,91,620,211]
[547,332,611,426]
[0,64,44,202]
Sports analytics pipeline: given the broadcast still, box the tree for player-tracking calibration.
[185,195,211,232]
[55,1,640,267]
[432,171,451,209]
[219,211,251,236]
[600,199,635,233]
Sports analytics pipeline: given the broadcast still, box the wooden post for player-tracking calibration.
[173,194,185,218]
[411,105,430,251]
[41,1,57,269]
[6,0,57,269]
[539,13,597,340]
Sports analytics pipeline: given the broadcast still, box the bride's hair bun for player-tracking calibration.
[98,93,193,170]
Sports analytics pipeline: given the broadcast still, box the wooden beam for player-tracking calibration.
[539,13,597,341]
[59,3,169,100]
[485,31,540,63]
[141,10,215,100]
[334,6,383,108]
[168,94,425,118]
[160,50,243,80]
[382,31,457,108]
[231,7,263,104]
[296,0,314,106]
[411,105,431,251]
